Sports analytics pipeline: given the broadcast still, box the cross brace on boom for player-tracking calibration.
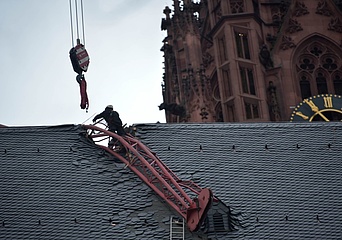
[83,124,213,232]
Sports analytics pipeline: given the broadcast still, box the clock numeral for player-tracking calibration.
[323,96,333,108]
[304,99,319,112]
[295,111,309,120]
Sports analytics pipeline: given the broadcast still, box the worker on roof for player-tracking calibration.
[92,105,125,136]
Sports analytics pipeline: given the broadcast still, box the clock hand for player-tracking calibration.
[304,99,330,121]
[317,111,330,122]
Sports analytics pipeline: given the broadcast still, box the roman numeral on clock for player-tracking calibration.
[323,96,333,108]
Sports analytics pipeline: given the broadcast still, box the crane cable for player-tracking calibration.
[69,0,90,112]
[69,0,86,47]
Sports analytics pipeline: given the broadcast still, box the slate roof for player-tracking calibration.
[1,122,342,239]
[133,122,342,239]
[0,125,196,239]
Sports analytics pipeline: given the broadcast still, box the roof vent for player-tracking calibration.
[213,212,225,232]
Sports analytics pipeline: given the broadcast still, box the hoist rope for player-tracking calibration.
[74,0,80,41]
[69,0,89,112]
[69,0,86,46]
[80,0,86,46]
[69,0,74,46]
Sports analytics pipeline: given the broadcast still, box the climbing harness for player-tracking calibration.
[69,0,90,112]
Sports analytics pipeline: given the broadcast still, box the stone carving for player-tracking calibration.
[158,102,186,117]
[316,0,334,16]
[259,44,274,69]
[328,17,342,33]
[268,81,281,121]
[266,34,277,49]
[280,35,296,50]
[286,18,303,33]
[271,8,283,26]
[200,107,209,120]
[293,0,309,17]
[214,5,222,22]
[202,52,214,68]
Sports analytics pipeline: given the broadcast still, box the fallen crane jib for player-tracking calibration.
[178,182,201,195]
[86,125,200,201]
[83,124,213,231]
[86,125,201,199]
[84,125,195,203]
[99,145,189,218]
[187,188,213,232]
[97,142,191,211]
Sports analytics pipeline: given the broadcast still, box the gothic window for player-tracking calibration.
[213,84,221,101]
[230,0,245,14]
[316,71,328,94]
[222,68,232,96]
[295,40,342,99]
[310,46,322,56]
[227,104,235,122]
[211,72,221,101]
[299,57,315,71]
[218,35,228,63]
[215,103,224,122]
[240,66,255,95]
[235,31,250,59]
[322,57,338,71]
[333,72,342,95]
[299,75,312,99]
[245,101,259,119]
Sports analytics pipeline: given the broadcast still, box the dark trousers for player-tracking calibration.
[109,126,125,136]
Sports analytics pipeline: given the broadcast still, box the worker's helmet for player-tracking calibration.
[106,105,113,110]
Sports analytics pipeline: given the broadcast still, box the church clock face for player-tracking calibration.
[290,94,342,122]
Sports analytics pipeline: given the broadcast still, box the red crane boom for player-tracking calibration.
[83,124,213,232]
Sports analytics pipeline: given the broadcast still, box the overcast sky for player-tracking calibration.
[0,0,173,126]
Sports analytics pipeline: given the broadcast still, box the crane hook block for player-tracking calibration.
[69,43,90,75]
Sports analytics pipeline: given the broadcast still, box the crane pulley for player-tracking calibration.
[69,0,89,111]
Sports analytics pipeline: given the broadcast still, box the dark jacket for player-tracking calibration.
[93,108,125,135]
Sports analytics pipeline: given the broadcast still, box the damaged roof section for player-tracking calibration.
[2,122,342,239]
[133,122,342,239]
[0,124,196,239]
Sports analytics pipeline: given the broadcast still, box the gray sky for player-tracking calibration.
[0,0,172,126]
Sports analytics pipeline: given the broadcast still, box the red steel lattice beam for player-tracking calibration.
[83,124,213,232]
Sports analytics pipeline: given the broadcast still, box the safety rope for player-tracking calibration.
[79,76,89,111]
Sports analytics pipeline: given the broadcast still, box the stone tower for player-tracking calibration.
[160,0,342,123]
